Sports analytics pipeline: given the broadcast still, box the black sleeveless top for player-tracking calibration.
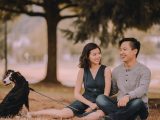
[83,65,106,103]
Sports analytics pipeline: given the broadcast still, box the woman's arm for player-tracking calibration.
[104,67,112,96]
[74,68,96,109]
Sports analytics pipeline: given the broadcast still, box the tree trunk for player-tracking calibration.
[4,21,8,72]
[43,1,60,83]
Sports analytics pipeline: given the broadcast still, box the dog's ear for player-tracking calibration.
[11,72,21,82]
[16,72,22,76]
[12,71,25,83]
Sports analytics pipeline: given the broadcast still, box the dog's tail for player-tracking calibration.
[25,96,29,111]
[24,85,30,111]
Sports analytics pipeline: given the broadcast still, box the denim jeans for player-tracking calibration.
[96,95,148,120]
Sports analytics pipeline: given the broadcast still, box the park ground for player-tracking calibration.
[0,83,160,120]
[0,58,160,119]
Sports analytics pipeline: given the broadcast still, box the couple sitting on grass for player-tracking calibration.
[31,38,151,120]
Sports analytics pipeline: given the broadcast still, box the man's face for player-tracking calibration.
[119,41,137,62]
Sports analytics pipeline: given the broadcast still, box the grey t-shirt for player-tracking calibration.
[111,62,151,104]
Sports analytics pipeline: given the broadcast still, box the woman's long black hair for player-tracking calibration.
[79,43,101,68]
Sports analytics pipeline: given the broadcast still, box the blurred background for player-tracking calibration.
[0,1,160,119]
[0,15,159,90]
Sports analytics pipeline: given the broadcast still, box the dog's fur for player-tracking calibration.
[0,70,30,118]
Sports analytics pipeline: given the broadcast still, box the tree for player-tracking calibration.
[64,0,160,46]
[0,21,4,59]
[0,0,159,83]
[0,0,78,83]
[0,12,13,71]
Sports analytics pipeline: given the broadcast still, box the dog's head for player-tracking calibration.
[2,70,15,85]
[2,70,24,86]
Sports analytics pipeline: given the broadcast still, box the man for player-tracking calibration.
[96,38,151,120]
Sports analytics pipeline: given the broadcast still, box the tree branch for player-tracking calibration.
[0,6,45,17]
[60,4,77,11]
[26,0,44,7]
[58,0,72,4]
[60,15,79,20]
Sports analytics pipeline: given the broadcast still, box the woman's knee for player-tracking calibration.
[96,110,105,117]
[61,108,74,118]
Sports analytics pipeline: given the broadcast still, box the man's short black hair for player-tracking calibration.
[119,38,141,57]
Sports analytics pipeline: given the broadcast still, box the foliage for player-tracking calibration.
[0,0,160,48]
[63,0,160,47]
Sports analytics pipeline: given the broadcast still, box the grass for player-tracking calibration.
[0,83,160,120]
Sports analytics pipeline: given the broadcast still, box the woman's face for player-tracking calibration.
[89,48,101,65]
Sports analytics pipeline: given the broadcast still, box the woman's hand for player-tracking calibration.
[89,103,98,110]
[86,103,98,112]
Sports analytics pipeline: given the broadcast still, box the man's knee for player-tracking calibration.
[96,94,110,107]
[131,99,149,119]
[130,99,144,108]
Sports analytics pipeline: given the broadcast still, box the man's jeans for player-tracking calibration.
[96,95,148,120]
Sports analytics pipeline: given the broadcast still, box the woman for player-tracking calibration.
[30,43,111,120]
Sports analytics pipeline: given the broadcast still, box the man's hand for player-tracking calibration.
[117,95,130,107]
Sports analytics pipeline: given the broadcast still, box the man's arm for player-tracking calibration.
[128,67,151,100]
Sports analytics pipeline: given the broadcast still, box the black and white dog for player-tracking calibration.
[0,70,30,118]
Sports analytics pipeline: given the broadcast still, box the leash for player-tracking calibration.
[29,87,79,111]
